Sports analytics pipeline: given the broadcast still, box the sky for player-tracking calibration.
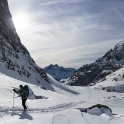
[7,0,124,69]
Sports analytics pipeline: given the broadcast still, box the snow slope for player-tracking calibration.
[0,72,124,124]
[0,72,81,124]
[93,66,124,93]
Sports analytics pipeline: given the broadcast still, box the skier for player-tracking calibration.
[13,85,27,111]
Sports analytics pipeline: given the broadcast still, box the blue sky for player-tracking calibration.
[8,0,124,68]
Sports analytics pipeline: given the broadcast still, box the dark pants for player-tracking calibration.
[22,99,27,110]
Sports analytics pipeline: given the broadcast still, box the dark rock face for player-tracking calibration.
[67,41,124,86]
[85,104,112,113]
[0,0,49,84]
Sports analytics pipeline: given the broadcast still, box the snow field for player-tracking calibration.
[0,71,124,123]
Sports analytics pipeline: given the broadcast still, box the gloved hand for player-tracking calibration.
[13,89,16,92]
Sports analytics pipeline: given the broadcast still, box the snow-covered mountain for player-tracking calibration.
[66,41,124,86]
[1,1,124,124]
[0,0,53,89]
[0,61,124,124]
[44,64,76,81]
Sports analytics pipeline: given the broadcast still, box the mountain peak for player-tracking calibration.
[44,64,76,81]
[114,40,124,52]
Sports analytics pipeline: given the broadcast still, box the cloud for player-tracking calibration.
[39,0,87,6]
[114,9,124,22]
[33,39,120,69]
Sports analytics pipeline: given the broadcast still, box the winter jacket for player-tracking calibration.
[14,88,27,99]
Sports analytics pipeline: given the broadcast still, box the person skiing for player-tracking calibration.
[13,85,27,111]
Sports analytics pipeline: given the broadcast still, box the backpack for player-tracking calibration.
[24,85,29,97]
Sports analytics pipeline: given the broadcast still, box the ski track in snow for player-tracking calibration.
[0,101,85,116]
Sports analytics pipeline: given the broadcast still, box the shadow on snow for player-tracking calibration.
[11,111,34,120]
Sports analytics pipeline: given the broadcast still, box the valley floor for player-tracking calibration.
[0,73,124,124]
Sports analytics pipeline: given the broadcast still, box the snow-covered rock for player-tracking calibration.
[87,107,112,116]
[86,104,112,116]
[44,64,76,81]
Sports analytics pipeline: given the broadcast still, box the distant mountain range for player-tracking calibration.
[65,41,124,86]
[44,64,76,81]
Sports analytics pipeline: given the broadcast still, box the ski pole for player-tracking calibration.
[13,92,15,108]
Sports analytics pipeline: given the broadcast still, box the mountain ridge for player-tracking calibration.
[66,41,124,86]
[44,64,76,81]
[0,0,52,89]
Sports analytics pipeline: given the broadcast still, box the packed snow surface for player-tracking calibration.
[0,70,124,124]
